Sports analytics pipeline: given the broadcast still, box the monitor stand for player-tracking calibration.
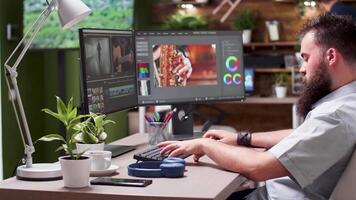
[170,104,204,141]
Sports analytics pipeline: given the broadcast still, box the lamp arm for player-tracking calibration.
[4,1,57,168]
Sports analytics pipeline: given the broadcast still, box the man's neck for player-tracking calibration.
[331,63,356,91]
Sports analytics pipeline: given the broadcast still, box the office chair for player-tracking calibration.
[330,148,356,200]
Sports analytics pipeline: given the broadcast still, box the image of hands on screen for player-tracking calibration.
[152,44,217,87]
[112,37,134,74]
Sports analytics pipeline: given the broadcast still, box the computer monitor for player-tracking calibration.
[135,30,245,135]
[79,28,137,114]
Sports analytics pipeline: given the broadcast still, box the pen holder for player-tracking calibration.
[147,122,168,147]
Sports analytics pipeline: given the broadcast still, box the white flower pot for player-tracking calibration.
[242,29,252,44]
[275,86,287,98]
[76,142,105,153]
[59,156,91,188]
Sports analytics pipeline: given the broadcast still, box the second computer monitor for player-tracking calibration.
[79,28,137,114]
[135,30,245,105]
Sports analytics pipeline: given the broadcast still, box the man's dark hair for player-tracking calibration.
[299,14,356,64]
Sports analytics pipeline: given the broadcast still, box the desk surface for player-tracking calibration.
[244,96,298,104]
[0,133,245,200]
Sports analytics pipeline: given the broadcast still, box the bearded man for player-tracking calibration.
[158,14,356,200]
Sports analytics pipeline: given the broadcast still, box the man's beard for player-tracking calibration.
[297,61,332,118]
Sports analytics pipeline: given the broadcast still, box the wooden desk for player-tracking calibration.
[0,133,246,200]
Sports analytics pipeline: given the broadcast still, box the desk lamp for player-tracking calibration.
[4,0,91,181]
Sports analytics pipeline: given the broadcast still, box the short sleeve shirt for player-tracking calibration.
[248,81,356,200]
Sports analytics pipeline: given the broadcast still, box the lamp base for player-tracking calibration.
[17,163,62,181]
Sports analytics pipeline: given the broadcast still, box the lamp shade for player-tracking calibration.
[57,0,91,29]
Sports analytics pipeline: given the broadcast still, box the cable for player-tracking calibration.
[12,155,26,177]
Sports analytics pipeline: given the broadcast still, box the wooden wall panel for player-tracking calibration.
[152,0,307,42]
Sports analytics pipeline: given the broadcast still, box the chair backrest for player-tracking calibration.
[330,149,356,200]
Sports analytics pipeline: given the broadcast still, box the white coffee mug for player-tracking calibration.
[85,150,111,171]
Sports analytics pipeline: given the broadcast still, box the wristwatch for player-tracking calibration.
[237,131,252,147]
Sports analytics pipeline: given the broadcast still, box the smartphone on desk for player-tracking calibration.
[91,177,152,187]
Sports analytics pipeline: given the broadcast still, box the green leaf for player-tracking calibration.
[55,146,65,152]
[82,130,99,144]
[42,108,67,126]
[89,133,99,143]
[67,97,74,113]
[94,115,104,128]
[56,96,68,121]
[103,119,115,126]
[73,122,85,131]
[76,151,86,160]
[87,122,97,135]
[36,134,66,143]
[68,114,91,125]
[65,144,75,158]
[68,107,77,121]
[71,131,81,143]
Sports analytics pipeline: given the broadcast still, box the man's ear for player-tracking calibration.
[325,48,338,67]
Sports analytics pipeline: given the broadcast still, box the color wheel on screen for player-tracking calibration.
[223,74,233,85]
[225,56,239,72]
[223,73,242,85]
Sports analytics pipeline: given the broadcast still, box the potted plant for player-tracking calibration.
[73,113,115,152]
[232,10,258,44]
[273,72,289,98]
[37,96,92,188]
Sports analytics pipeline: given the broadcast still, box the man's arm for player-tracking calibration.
[251,129,293,148]
[202,139,289,181]
[159,138,290,181]
[203,129,293,148]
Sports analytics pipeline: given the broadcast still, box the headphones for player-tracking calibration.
[128,157,185,178]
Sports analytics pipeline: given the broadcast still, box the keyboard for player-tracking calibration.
[133,146,190,161]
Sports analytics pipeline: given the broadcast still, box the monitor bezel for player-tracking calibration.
[79,28,138,115]
[134,29,246,106]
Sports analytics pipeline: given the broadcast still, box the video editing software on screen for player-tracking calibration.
[135,30,245,105]
[79,29,137,114]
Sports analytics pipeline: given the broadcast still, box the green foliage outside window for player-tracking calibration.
[24,0,133,49]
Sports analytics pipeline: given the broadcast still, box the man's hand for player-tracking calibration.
[172,52,192,85]
[203,130,237,146]
[157,138,208,162]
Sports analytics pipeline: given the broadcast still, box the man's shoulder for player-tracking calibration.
[312,94,356,118]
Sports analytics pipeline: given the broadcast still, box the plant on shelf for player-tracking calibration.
[36,96,92,188]
[273,73,289,98]
[232,10,258,44]
[274,72,289,87]
[73,113,115,152]
[162,12,209,30]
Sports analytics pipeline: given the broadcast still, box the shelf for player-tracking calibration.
[245,96,298,104]
[255,68,293,73]
[244,41,298,51]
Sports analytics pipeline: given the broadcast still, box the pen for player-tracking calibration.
[153,112,160,122]
[163,108,177,123]
[144,114,154,124]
